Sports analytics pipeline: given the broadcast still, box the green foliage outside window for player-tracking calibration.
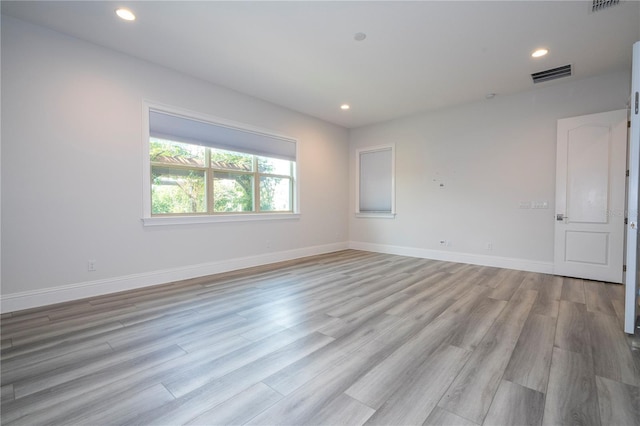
[150,138,293,215]
[213,173,254,212]
[151,168,206,214]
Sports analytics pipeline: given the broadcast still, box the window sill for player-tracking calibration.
[355,212,396,219]
[142,213,300,226]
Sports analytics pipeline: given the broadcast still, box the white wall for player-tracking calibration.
[0,16,349,312]
[349,71,631,272]
[2,15,633,313]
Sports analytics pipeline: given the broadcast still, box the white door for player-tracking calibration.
[554,110,627,283]
[625,40,640,334]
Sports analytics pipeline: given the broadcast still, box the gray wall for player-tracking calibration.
[1,16,349,310]
[349,71,631,271]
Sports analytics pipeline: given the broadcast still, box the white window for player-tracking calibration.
[356,145,395,218]
[143,104,298,225]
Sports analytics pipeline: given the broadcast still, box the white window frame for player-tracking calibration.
[141,101,300,226]
[355,144,396,218]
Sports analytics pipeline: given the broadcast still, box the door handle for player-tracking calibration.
[556,214,567,221]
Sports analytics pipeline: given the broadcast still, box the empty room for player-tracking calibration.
[2,1,640,425]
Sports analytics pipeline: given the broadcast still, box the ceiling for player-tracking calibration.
[2,1,640,128]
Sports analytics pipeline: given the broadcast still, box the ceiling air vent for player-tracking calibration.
[592,0,620,12]
[531,65,572,84]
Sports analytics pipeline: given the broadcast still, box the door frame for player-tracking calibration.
[553,110,627,283]
[625,40,640,335]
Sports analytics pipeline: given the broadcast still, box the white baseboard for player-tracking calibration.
[0,242,348,314]
[348,241,554,274]
[1,241,553,314]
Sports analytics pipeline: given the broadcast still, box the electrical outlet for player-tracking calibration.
[439,240,447,247]
[87,260,96,272]
[485,242,493,250]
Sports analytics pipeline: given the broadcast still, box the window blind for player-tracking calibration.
[149,110,296,161]
[359,148,393,212]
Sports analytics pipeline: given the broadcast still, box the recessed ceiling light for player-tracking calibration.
[354,32,367,42]
[531,48,548,58]
[115,8,136,21]
[340,104,351,110]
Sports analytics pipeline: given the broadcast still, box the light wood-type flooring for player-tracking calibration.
[1,250,639,425]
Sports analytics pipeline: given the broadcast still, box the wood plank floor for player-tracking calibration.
[1,250,639,425]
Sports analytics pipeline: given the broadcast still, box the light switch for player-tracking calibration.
[532,201,549,209]
[519,201,532,209]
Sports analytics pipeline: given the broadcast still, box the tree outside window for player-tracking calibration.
[150,138,294,215]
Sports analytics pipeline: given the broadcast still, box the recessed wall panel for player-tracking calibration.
[566,125,610,224]
[565,231,609,265]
